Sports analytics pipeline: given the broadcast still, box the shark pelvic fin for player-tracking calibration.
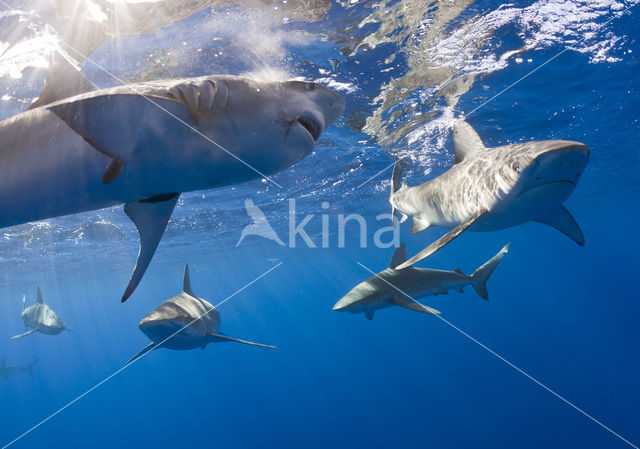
[411,217,431,234]
[390,243,407,269]
[535,205,585,246]
[36,286,43,304]
[452,120,486,164]
[29,50,98,110]
[207,333,276,349]
[397,209,487,269]
[365,310,375,320]
[183,264,194,296]
[390,296,440,315]
[434,289,448,295]
[121,193,179,302]
[126,342,158,364]
[11,329,38,339]
[102,158,124,184]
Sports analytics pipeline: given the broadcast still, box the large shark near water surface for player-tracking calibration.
[127,265,274,364]
[333,242,509,320]
[0,53,344,301]
[390,120,589,269]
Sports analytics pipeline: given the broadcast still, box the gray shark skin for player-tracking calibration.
[333,242,509,320]
[0,53,345,302]
[11,288,67,339]
[0,358,38,382]
[127,265,275,364]
[390,120,589,269]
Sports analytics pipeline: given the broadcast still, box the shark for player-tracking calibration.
[390,120,589,269]
[333,242,509,320]
[0,51,345,302]
[11,287,69,339]
[0,358,39,382]
[127,265,275,364]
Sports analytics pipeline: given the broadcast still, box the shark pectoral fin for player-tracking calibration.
[390,296,440,315]
[126,342,158,365]
[207,333,276,349]
[452,120,486,164]
[364,310,375,320]
[397,210,486,270]
[389,243,407,269]
[535,205,585,246]
[411,217,431,234]
[122,193,179,302]
[11,329,38,339]
[28,50,98,110]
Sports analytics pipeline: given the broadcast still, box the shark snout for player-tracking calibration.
[529,141,590,185]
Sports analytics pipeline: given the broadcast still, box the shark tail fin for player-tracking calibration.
[390,158,405,227]
[27,359,39,377]
[470,243,510,301]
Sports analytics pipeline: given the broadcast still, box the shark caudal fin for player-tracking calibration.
[470,243,510,300]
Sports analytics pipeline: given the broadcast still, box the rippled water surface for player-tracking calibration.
[0,1,639,448]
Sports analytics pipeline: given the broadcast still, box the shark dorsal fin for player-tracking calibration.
[183,264,194,295]
[36,287,43,304]
[28,50,98,110]
[453,120,486,164]
[390,243,407,269]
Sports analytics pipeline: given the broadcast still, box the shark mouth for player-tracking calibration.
[297,116,322,141]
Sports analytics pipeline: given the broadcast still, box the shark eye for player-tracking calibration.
[511,161,521,173]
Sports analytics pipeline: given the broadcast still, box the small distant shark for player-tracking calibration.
[128,265,275,363]
[390,120,589,269]
[0,358,38,382]
[0,51,344,302]
[333,242,509,320]
[236,198,285,247]
[11,288,69,339]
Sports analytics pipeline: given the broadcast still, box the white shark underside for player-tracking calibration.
[0,53,344,301]
[127,265,274,363]
[333,242,509,320]
[390,120,589,269]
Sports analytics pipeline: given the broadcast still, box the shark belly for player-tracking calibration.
[0,109,122,228]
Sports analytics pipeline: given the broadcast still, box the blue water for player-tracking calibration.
[0,1,639,448]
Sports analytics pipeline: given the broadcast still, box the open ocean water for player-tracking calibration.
[0,0,639,448]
